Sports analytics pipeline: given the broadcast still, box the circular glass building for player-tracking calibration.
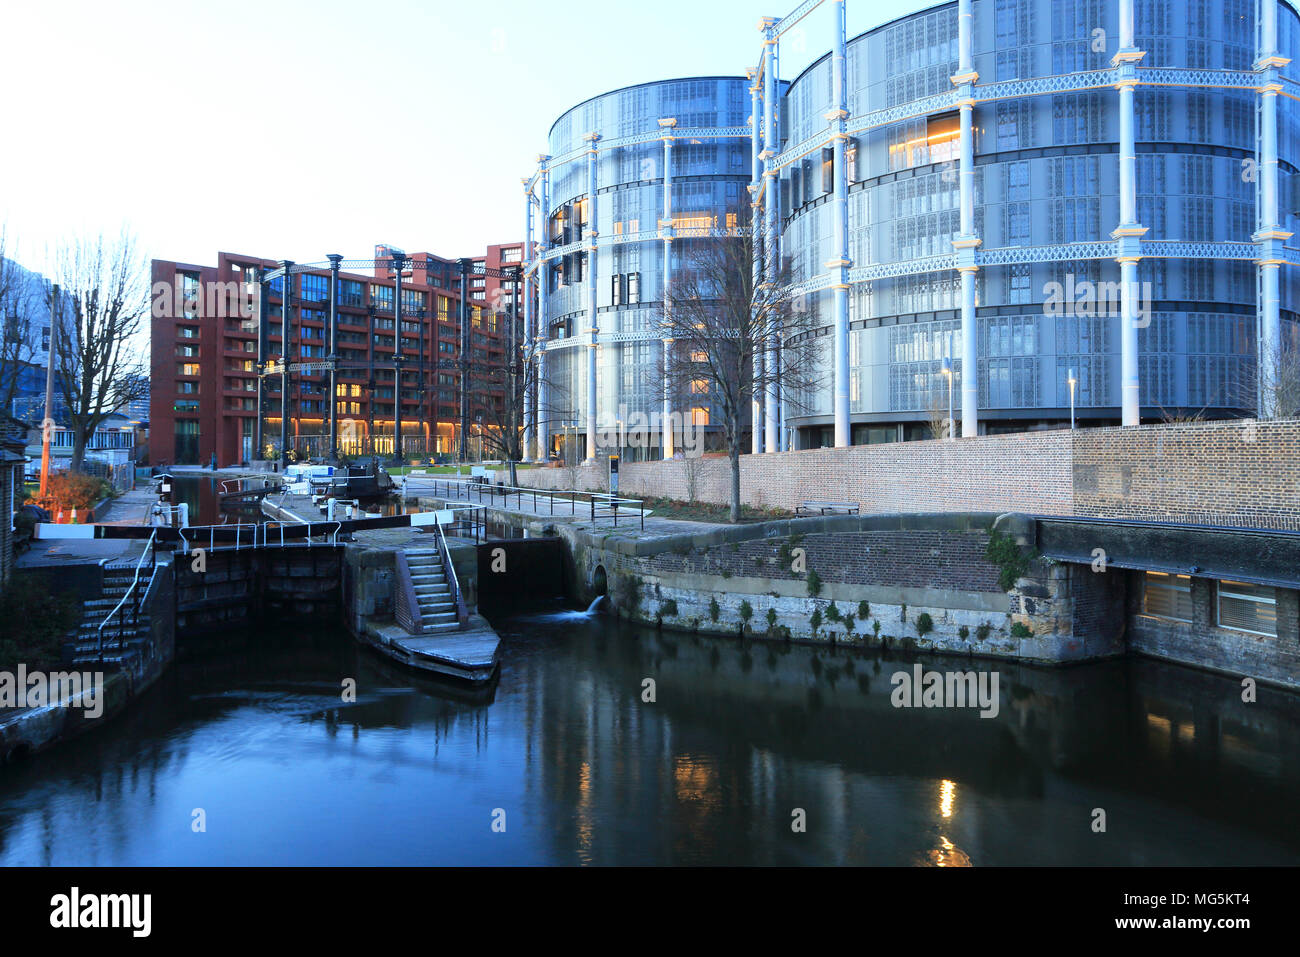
[524,0,1300,458]
[780,0,1300,447]
[525,77,754,461]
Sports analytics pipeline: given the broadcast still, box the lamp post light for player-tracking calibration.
[1067,367,1077,430]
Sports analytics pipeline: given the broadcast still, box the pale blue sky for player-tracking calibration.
[0,0,918,272]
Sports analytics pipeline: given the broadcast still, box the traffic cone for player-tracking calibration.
[56,508,64,524]
[70,508,78,525]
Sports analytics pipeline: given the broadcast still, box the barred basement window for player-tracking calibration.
[1217,580,1278,637]
[1143,572,1193,622]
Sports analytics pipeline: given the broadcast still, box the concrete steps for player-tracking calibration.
[404,548,463,634]
[71,565,155,666]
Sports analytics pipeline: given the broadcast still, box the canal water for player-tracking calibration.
[1,609,1298,866]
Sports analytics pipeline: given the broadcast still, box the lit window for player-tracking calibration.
[1217,580,1277,637]
[1142,572,1193,622]
[689,407,709,425]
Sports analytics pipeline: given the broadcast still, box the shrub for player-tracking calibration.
[13,509,38,539]
[872,619,881,637]
[708,596,721,622]
[806,568,823,597]
[915,612,934,637]
[0,580,80,671]
[857,600,870,620]
[975,621,992,642]
[958,625,970,641]
[659,598,678,618]
[1010,621,1032,639]
[986,527,1032,592]
[810,608,823,633]
[765,607,778,630]
[739,600,753,622]
[843,615,856,634]
[46,471,107,512]
[825,601,842,622]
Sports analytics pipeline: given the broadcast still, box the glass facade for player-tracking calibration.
[779,0,1300,442]
[540,77,752,453]
[533,1,1300,452]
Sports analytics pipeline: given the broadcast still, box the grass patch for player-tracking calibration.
[639,496,796,524]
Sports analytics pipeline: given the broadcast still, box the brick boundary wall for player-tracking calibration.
[1070,417,1300,529]
[510,418,1300,530]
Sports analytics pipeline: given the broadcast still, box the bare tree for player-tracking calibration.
[653,211,824,522]
[1157,404,1208,425]
[0,226,44,414]
[680,449,703,504]
[52,229,150,472]
[1241,321,1300,419]
[925,383,952,440]
[473,305,538,483]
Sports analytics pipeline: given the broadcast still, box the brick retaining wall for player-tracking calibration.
[511,418,1300,529]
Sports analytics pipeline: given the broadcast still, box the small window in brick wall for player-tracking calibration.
[1217,580,1278,637]
[1142,571,1193,623]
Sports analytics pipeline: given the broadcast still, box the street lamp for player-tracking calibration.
[942,331,954,441]
[1067,366,1077,430]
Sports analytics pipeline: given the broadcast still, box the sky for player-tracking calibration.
[0,0,918,275]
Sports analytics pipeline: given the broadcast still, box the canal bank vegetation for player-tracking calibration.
[0,579,80,670]
[639,495,794,524]
[985,526,1037,591]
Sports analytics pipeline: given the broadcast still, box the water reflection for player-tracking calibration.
[1,611,1298,865]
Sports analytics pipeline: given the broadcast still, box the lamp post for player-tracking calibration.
[1068,367,1077,430]
[942,331,954,441]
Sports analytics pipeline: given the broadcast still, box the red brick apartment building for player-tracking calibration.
[151,243,524,466]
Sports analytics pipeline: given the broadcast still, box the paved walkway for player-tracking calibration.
[400,477,729,539]
[18,486,159,569]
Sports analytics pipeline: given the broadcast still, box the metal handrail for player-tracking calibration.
[434,519,469,625]
[149,503,186,527]
[97,528,158,661]
[403,475,646,528]
[177,520,341,551]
